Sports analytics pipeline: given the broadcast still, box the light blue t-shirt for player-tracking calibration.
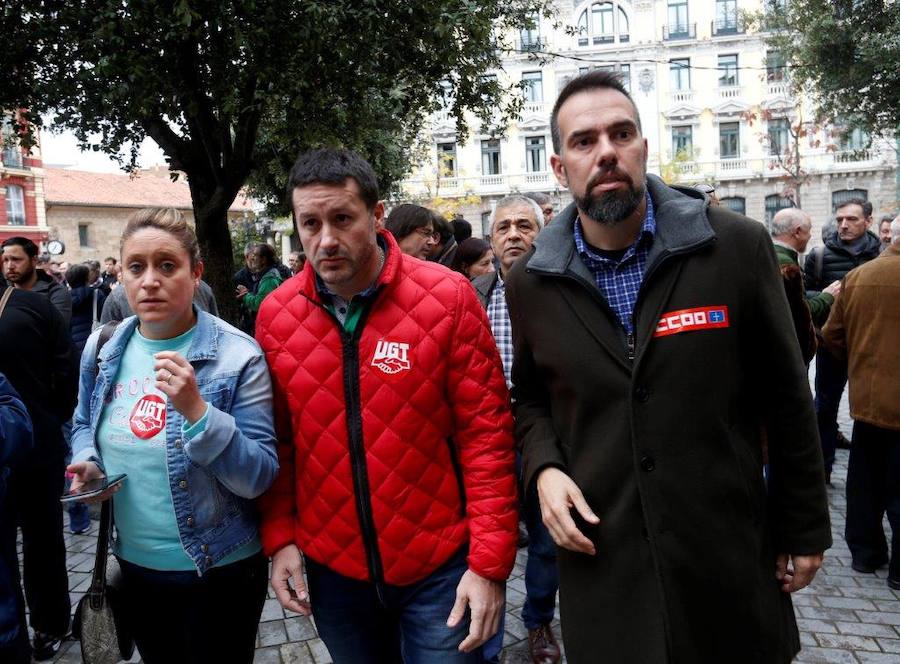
[97,325,260,570]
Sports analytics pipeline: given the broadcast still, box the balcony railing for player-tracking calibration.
[766,81,789,97]
[663,23,696,41]
[671,89,694,103]
[480,175,506,188]
[525,172,550,184]
[515,37,544,53]
[718,86,741,99]
[522,101,546,114]
[833,149,873,163]
[718,158,748,172]
[711,18,744,36]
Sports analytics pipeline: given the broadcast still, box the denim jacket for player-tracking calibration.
[72,310,278,575]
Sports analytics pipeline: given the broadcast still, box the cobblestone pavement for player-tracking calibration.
[27,379,899,663]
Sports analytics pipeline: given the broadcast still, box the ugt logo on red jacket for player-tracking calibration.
[372,340,411,375]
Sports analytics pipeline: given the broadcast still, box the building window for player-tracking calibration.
[714,0,739,33]
[78,224,91,248]
[437,143,457,177]
[720,197,746,215]
[767,118,790,155]
[620,64,631,92]
[670,59,691,91]
[522,71,543,103]
[5,184,25,225]
[576,2,629,45]
[481,139,501,175]
[519,13,541,50]
[719,122,740,158]
[839,126,869,152]
[481,210,491,236]
[672,126,693,157]
[765,194,794,224]
[592,2,614,43]
[667,0,690,36]
[766,51,786,82]
[718,54,738,87]
[526,136,546,172]
[832,189,868,211]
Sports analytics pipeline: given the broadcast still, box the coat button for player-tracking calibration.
[186,516,195,527]
[179,480,188,489]
[640,455,655,472]
[201,544,209,553]
[635,387,650,403]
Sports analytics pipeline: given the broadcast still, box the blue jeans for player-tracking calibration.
[814,345,848,476]
[522,479,558,629]
[305,548,484,664]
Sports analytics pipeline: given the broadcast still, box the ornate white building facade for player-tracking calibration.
[401,0,897,242]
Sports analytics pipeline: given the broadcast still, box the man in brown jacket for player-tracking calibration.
[506,70,831,663]
[823,217,900,588]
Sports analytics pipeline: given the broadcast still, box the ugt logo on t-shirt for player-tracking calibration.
[129,394,166,439]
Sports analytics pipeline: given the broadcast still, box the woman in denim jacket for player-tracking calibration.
[68,208,278,664]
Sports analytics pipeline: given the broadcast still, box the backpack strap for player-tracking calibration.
[94,320,120,376]
[812,246,825,287]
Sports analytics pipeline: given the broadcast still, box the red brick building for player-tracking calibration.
[1,118,50,246]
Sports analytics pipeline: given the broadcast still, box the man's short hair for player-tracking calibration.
[287,148,379,211]
[489,195,544,235]
[1,236,38,258]
[551,70,641,154]
[451,217,472,244]
[385,204,438,240]
[770,208,809,236]
[526,192,551,206]
[104,256,117,264]
[835,197,873,218]
[432,214,453,244]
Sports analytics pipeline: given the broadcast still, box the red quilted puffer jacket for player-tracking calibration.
[256,231,518,586]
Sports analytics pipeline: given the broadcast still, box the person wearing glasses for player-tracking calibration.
[385,203,440,260]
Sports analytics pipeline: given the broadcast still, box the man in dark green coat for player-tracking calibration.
[769,207,840,328]
[506,70,831,663]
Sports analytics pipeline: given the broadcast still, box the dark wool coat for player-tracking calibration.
[506,175,831,664]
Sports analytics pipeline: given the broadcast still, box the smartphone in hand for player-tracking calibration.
[61,474,127,503]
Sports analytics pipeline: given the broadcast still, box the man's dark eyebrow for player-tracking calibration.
[567,128,596,145]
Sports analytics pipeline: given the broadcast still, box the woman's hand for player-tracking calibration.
[235,285,248,299]
[66,461,120,504]
[154,351,207,425]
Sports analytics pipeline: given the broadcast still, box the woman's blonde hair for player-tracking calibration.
[120,208,201,267]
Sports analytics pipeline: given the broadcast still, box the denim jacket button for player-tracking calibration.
[174,439,183,449]
[179,480,188,489]
[201,544,209,553]
[204,555,213,565]
[186,516,195,527]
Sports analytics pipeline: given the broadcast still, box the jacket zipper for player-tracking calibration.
[341,335,386,590]
[308,294,387,590]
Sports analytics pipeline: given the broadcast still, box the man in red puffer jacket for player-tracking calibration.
[255,148,518,663]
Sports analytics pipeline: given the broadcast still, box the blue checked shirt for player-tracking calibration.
[486,274,513,388]
[573,193,656,335]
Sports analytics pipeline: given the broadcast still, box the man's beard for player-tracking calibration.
[575,169,645,227]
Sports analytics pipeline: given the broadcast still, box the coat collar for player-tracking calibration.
[526,174,715,279]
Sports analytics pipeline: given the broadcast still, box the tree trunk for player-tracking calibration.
[194,204,239,326]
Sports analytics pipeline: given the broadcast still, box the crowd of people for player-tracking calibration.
[0,68,898,664]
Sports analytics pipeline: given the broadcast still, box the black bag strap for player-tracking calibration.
[88,500,113,610]
[86,319,121,610]
[812,246,825,287]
